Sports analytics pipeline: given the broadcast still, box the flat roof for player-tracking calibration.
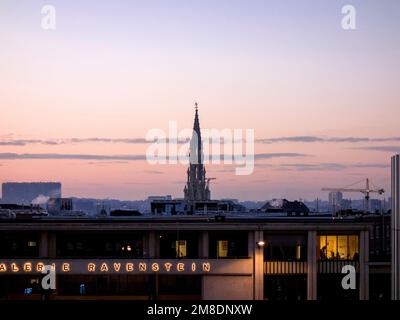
[0,213,376,231]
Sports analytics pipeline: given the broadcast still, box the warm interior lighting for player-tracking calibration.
[175,240,187,258]
[217,240,228,257]
[319,235,359,260]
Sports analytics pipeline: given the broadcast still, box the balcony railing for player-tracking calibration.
[264,261,308,274]
[318,260,359,273]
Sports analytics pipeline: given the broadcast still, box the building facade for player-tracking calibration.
[0,215,390,300]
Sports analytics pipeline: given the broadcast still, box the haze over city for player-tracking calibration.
[1,0,399,200]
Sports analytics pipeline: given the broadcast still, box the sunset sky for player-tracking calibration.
[1,0,399,201]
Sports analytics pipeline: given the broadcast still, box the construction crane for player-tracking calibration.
[322,178,385,213]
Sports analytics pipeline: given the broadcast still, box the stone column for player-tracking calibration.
[253,230,264,300]
[248,231,255,299]
[200,231,209,258]
[392,154,400,300]
[200,231,209,300]
[359,230,369,300]
[307,231,317,300]
[48,232,56,258]
[148,231,157,258]
[39,231,49,258]
[248,231,254,259]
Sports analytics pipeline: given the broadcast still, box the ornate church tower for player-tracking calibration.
[184,103,211,201]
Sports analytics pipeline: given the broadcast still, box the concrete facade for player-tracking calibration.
[0,217,375,300]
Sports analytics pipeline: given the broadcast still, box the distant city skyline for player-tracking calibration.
[1,0,399,200]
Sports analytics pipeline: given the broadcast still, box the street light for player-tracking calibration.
[257,240,265,248]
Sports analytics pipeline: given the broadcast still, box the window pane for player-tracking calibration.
[209,232,248,258]
[264,234,307,261]
[326,236,337,259]
[337,236,348,259]
[175,240,187,258]
[348,235,359,260]
[296,245,302,260]
[319,236,327,259]
[217,240,228,258]
[319,234,359,260]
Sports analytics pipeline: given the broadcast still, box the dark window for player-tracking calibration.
[264,275,307,301]
[56,232,143,258]
[0,233,39,258]
[209,231,248,258]
[58,275,154,297]
[369,273,391,301]
[159,231,199,258]
[0,275,43,299]
[317,274,359,300]
[264,234,307,261]
[158,275,201,297]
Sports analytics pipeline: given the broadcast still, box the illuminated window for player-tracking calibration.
[326,236,337,259]
[348,235,359,260]
[159,232,199,259]
[296,245,302,260]
[175,240,187,258]
[28,241,37,247]
[217,240,228,258]
[319,236,327,259]
[209,232,248,258]
[318,235,359,260]
[337,236,348,259]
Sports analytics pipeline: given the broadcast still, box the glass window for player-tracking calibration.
[348,235,359,260]
[337,236,348,259]
[326,236,337,259]
[0,233,39,258]
[217,240,229,258]
[159,232,199,258]
[264,234,307,261]
[175,240,187,258]
[209,232,248,258]
[296,245,302,260]
[56,232,144,258]
[319,236,327,259]
[318,235,359,260]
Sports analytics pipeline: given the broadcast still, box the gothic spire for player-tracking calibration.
[190,102,202,165]
[184,104,210,201]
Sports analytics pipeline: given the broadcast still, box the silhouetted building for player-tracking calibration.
[47,198,73,215]
[329,191,343,215]
[261,199,310,216]
[184,105,210,201]
[151,199,244,215]
[0,204,47,218]
[110,209,141,217]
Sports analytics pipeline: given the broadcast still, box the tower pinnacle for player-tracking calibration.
[184,105,210,201]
